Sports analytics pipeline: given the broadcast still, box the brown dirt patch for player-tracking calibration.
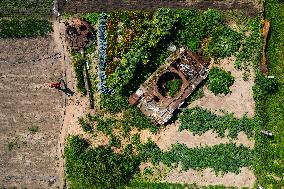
[0,37,64,188]
[140,121,254,150]
[189,56,255,118]
[164,167,256,188]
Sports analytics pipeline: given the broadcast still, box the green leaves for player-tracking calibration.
[207,67,235,95]
[166,78,183,97]
[0,18,52,38]
[65,136,139,189]
[179,107,255,139]
[205,26,242,58]
[138,140,253,174]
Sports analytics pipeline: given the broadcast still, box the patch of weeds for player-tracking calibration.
[78,118,93,132]
[100,94,128,114]
[166,78,182,97]
[179,107,256,139]
[205,26,242,58]
[28,124,39,134]
[6,139,19,151]
[207,67,235,95]
[131,133,141,147]
[110,135,121,148]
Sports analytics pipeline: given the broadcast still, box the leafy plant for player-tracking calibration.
[207,67,235,95]
[166,78,182,97]
[100,94,128,113]
[80,12,100,26]
[123,106,159,134]
[78,118,93,132]
[205,26,241,58]
[65,136,139,189]
[73,58,87,96]
[179,107,255,138]
[28,124,39,134]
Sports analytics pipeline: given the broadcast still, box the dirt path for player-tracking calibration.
[164,167,256,188]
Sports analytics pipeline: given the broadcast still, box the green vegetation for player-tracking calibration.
[78,118,93,132]
[80,12,100,26]
[100,94,128,114]
[179,107,255,138]
[253,0,284,187]
[207,67,235,95]
[166,78,182,97]
[138,141,253,175]
[0,18,52,38]
[72,54,87,96]
[28,124,39,134]
[0,0,53,16]
[106,9,245,96]
[65,136,139,189]
[205,26,241,58]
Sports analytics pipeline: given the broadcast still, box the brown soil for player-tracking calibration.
[140,121,254,150]
[189,56,255,118]
[164,167,256,188]
[0,37,64,188]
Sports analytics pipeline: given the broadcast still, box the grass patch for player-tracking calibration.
[28,124,39,134]
[253,0,284,187]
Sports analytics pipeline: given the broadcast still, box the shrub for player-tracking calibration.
[65,135,138,189]
[100,94,128,113]
[80,12,100,26]
[205,26,241,58]
[207,67,235,95]
[73,59,87,96]
[28,124,39,134]
[166,79,182,97]
[78,118,93,132]
[123,106,159,134]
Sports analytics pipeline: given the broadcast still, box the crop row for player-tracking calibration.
[0,18,52,38]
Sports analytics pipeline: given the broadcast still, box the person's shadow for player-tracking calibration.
[58,79,75,97]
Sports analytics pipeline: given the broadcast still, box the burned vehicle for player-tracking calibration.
[129,47,209,124]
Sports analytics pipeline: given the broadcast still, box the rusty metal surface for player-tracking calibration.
[65,18,94,50]
[129,47,209,124]
[261,19,270,75]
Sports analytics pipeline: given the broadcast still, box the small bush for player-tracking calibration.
[166,79,182,97]
[28,125,39,134]
[124,106,159,134]
[100,94,128,113]
[206,26,241,58]
[78,118,93,132]
[207,67,235,95]
[73,59,87,96]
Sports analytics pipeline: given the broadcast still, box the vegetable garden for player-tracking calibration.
[64,5,283,189]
